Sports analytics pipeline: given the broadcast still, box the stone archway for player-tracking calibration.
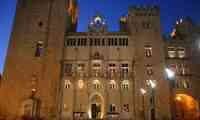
[88,93,104,119]
[175,94,200,120]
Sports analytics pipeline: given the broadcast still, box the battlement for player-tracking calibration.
[129,5,160,16]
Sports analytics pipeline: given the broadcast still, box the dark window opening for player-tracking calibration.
[90,38,93,46]
[35,41,43,57]
[64,63,72,74]
[38,21,43,28]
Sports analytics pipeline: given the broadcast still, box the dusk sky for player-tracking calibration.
[0,0,200,73]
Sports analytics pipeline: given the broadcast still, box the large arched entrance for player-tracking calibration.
[88,93,104,119]
[175,94,200,120]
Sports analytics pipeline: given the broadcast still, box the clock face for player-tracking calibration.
[89,15,107,32]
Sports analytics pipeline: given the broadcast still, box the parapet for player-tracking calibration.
[129,5,160,16]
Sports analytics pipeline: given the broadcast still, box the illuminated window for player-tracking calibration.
[177,47,186,58]
[121,80,129,90]
[93,80,101,89]
[35,41,43,57]
[146,64,153,75]
[109,80,117,89]
[64,80,71,88]
[180,64,186,75]
[182,80,190,88]
[78,80,84,89]
[93,63,101,69]
[144,45,152,57]
[168,47,176,58]
[108,63,117,78]
[120,64,129,78]
[77,63,85,71]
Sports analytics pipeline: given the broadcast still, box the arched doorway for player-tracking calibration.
[175,94,200,120]
[88,93,104,119]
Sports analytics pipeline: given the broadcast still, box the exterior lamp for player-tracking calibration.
[165,68,175,79]
[147,80,156,89]
[175,96,182,101]
[146,80,156,120]
[140,88,146,120]
[165,67,176,120]
[140,88,147,95]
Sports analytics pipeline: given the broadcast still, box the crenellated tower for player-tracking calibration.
[0,0,78,119]
[127,5,171,120]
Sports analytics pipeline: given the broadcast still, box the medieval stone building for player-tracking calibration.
[0,0,199,120]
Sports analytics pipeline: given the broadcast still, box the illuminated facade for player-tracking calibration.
[0,1,200,120]
[164,18,200,120]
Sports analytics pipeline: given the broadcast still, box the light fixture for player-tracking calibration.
[147,80,156,88]
[140,88,147,95]
[176,96,182,101]
[150,80,156,88]
[78,80,84,89]
[165,68,175,79]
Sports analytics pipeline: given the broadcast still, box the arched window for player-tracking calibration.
[109,80,117,89]
[93,79,101,89]
[78,80,84,89]
[121,80,129,90]
[177,47,186,58]
[65,80,71,89]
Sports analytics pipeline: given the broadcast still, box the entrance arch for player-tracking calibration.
[88,93,104,119]
[175,94,200,120]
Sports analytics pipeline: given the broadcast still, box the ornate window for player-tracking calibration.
[168,47,176,58]
[109,63,117,77]
[78,80,84,89]
[144,45,152,57]
[120,63,129,78]
[177,47,186,58]
[146,64,153,75]
[179,64,185,75]
[93,80,101,89]
[182,80,190,88]
[64,80,71,88]
[77,63,85,71]
[121,80,129,90]
[109,80,117,89]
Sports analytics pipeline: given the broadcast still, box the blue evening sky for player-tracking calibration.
[0,0,200,73]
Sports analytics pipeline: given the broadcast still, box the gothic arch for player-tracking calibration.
[88,92,105,119]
